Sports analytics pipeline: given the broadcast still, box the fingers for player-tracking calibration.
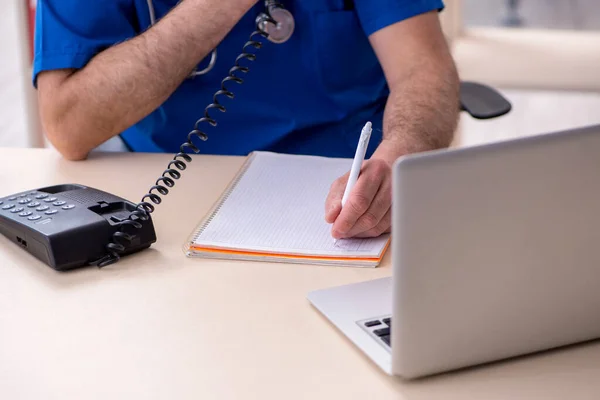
[345,178,391,237]
[325,172,348,223]
[354,209,391,238]
[331,161,386,238]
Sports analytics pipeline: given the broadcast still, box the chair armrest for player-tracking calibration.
[460,81,512,119]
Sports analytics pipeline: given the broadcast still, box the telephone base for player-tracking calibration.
[0,184,156,271]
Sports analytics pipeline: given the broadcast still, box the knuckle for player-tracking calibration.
[360,211,380,229]
[350,194,370,214]
[378,219,392,235]
[364,215,391,238]
[368,226,386,238]
[371,159,390,175]
[374,195,390,211]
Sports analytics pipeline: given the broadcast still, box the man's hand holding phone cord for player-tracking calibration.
[36,0,260,161]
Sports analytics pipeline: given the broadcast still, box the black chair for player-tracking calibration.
[460,81,512,120]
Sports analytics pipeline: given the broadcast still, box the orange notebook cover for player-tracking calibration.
[184,152,390,267]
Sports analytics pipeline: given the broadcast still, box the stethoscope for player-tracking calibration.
[146,0,295,77]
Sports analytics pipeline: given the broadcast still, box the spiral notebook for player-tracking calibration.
[184,151,390,267]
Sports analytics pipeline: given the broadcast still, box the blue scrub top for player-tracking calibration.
[34,0,444,159]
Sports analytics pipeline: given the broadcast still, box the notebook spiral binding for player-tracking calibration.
[90,14,280,268]
[183,153,258,255]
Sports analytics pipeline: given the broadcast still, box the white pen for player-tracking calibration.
[334,121,372,244]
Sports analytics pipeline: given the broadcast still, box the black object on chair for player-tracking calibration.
[460,81,512,120]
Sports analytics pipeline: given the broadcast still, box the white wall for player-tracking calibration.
[0,0,29,148]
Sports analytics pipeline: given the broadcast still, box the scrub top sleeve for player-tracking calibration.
[33,0,139,87]
[354,0,445,36]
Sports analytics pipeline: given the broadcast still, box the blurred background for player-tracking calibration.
[1,0,600,150]
[452,0,600,146]
[0,1,37,149]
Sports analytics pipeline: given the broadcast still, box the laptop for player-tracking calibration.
[307,124,600,379]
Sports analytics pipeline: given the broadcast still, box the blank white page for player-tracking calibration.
[192,152,390,257]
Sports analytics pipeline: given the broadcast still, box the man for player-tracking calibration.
[33,0,460,240]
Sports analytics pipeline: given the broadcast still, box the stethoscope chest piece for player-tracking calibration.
[256,1,295,44]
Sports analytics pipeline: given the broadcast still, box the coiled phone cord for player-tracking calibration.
[91,13,280,268]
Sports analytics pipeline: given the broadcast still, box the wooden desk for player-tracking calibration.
[1,148,599,399]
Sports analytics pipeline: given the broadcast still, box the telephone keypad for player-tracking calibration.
[1,196,67,220]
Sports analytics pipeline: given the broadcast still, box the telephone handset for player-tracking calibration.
[0,1,293,271]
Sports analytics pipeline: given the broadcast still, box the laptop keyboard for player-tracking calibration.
[362,317,391,347]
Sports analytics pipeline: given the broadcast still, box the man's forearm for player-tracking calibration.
[373,63,460,163]
[38,0,257,160]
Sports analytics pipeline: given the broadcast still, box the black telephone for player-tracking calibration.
[0,1,291,271]
[0,2,511,271]
[0,184,156,271]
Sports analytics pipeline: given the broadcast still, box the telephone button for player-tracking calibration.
[45,210,58,215]
[27,201,41,208]
[18,194,27,198]
[28,215,42,221]
[36,205,49,212]
[53,201,66,206]
[35,194,49,199]
[10,207,24,214]
[2,204,15,210]
[62,204,75,210]
[8,196,17,201]
[19,211,33,217]
[44,197,58,203]
[18,198,31,205]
